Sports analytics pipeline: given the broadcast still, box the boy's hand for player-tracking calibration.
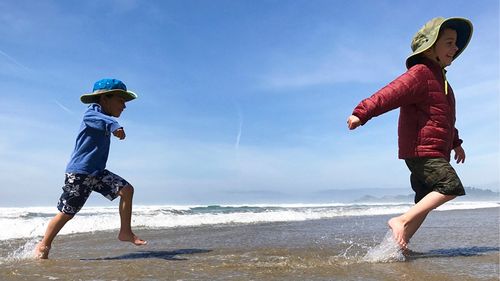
[113,128,126,140]
[453,145,465,164]
[347,115,361,130]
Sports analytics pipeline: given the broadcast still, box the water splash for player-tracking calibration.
[2,238,39,263]
[362,230,405,263]
[334,237,367,262]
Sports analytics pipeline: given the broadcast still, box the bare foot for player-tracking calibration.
[388,216,408,250]
[34,243,50,259]
[118,233,147,246]
[402,248,418,257]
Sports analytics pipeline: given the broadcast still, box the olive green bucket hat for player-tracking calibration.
[406,17,473,69]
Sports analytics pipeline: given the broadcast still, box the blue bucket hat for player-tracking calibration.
[80,78,138,104]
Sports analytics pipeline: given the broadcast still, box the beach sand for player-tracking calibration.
[1,207,498,281]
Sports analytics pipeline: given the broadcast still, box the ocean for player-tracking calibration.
[0,201,499,280]
[1,201,498,241]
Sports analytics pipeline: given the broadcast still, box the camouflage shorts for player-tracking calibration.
[405,158,465,203]
[57,170,130,215]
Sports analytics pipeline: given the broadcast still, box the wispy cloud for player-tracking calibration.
[0,48,30,71]
[235,106,243,150]
[262,46,405,90]
[53,100,75,115]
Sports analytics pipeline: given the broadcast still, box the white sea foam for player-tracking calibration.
[435,201,500,211]
[0,201,497,241]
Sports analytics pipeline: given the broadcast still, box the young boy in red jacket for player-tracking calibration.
[347,17,473,250]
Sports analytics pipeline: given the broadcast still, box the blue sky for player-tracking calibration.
[0,0,498,206]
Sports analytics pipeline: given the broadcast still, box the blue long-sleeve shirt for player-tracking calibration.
[65,104,122,175]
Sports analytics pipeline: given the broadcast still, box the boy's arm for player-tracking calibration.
[453,128,465,163]
[113,127,126,140]
[351,67,427,126]
[452,128,463,148]
[83,109,122,135]
[347,115,362,130]
[453,145,466,164]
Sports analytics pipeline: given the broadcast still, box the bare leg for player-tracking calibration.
[34,212,74,259]
[117,185,147,245]
[388,191,456,249]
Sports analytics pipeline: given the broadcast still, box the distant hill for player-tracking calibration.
[191,186,499,205]
[311,188,408,202]
[461,187,500,201]
[352,186,499,203]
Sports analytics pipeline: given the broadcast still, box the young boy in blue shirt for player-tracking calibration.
[35,78,147,259]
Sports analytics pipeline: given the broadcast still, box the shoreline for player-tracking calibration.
[1,207,498,280]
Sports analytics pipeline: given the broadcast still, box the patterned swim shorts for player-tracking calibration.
[405,157,465,203]
[57,170,130,215]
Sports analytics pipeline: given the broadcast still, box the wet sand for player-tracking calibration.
[1,207,498,281]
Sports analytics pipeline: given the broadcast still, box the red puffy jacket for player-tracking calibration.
[352,58,462,162]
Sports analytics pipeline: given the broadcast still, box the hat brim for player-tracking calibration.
[406,17,473,69]
[80,89,138,104]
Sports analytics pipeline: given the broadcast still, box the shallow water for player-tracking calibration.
[1,208,498,281]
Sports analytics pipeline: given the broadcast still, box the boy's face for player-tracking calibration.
[425,28,459,67]
[100,94,126,117]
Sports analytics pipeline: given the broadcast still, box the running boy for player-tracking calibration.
[35,78,147,259]
[347,17,473,249]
